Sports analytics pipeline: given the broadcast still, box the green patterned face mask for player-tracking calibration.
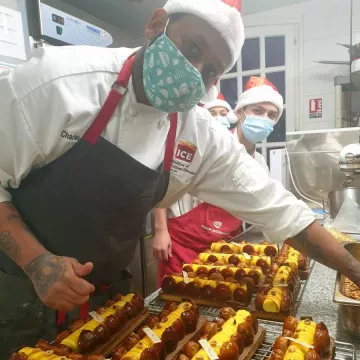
[143,32,207,113]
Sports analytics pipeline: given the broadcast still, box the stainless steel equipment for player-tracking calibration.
[322,142,360,219]
[286,128,360,206]
[340,143,360,184]
[334,242,360,338]
[324,187,360,219]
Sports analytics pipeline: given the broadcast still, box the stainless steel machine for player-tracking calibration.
[325,143,360,222]
[269,128,360,221]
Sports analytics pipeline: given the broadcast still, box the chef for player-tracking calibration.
[153,78,282,284]
[234,76,284,172]
[202,92,238,129]
[0,0,359,356]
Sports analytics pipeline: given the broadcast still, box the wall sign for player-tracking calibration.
[309,98,322,119]
[39,3,113,47]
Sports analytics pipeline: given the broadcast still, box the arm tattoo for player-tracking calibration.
[3,201,21,222]
[293,229,329,266]
[339,250,360,278]
[0,230,20,262]
[24,253,66,299]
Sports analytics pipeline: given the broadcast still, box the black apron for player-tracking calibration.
[0,55,178,356]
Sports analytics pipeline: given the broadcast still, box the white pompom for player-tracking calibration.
[227,111,238,124]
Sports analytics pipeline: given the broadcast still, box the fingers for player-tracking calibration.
[44,295,79,312]
[155,248,170,261]
[71,259,93,277]
[64,291,90,306]
[168,242,173,258]
[68,275,95,296]
[153,247,168,261]
[162,249,168,262]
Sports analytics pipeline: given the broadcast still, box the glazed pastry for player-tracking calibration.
[182,264,263,285]
[187,309,258,360]
[120,302,198,360]
[161,275,252,304]
[263,265,298,291]
[60,293,144,352]
[278,245,307,271]
[210,241,278,256]
[256,286,293,313]
[269,317,331,360]
[198,253,271,270]
[10,347,93,359]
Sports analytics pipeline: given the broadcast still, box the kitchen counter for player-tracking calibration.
[297,262,360,356]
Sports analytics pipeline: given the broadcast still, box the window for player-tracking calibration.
[220,25,298,164]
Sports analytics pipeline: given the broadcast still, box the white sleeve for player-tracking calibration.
[188,121,315,242]
[0,72,44,202]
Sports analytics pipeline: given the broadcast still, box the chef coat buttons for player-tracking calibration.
[129,107,138,117]
[159,119,167,128]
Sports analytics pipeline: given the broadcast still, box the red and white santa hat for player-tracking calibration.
[203,92,238,124]
[235,76,284,121]
[164,0,244,73]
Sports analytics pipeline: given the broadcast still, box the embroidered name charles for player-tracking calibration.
[61,130,80,141]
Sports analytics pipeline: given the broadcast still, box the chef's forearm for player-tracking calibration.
[286,221,360,282]
[154,208,168,232]
[0,201,47,269]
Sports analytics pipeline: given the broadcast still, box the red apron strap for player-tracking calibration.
[79,302,90,320]
[57,311,66,326]
[164,113,177,172]
[83,55,136,144]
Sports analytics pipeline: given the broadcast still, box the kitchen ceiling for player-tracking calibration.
[60,0,311,36]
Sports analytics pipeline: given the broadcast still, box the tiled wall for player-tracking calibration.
[243,0,360,131]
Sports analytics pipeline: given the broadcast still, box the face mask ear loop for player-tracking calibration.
[164,19,170,35]
[241,108,247,125]
[147,19,170,49]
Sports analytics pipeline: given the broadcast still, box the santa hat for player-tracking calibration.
[203,92,238,124]
[164,0,244,73]
[235,77,284,121]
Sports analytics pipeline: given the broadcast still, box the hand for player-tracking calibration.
[24,252,95,311]
[153,229,172,262]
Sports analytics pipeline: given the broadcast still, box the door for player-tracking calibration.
[220,24,299,165]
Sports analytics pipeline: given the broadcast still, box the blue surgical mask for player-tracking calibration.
[241,112,274,143]
[215,115,231,129]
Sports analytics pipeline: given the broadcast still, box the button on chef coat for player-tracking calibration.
[0,45,315,242]
[168,130,270,218]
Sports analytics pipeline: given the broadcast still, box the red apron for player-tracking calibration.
[157,202,243,286]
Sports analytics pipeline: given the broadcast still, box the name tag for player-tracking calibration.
[89,311,104,323]
[142,327,162,343]
[199,339,219,360]
[182,270,189,284]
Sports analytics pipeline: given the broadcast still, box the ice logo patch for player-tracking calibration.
[213,221,222,229]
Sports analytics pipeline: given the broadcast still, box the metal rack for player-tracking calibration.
[146,260,316,318]
[252,320,356,360]
[144,262,356,360]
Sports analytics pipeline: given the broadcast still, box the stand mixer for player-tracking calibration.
[339,143,360,187]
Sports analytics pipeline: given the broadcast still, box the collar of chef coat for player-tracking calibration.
[233,127,255,157]
[126,74,169,120]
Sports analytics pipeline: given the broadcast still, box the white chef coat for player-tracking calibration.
[0,45,315,242]
[168,129,270,218]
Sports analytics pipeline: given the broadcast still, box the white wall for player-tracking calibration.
[44,0,143,48]
[243,0,311,15]
[243,0,360,131]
